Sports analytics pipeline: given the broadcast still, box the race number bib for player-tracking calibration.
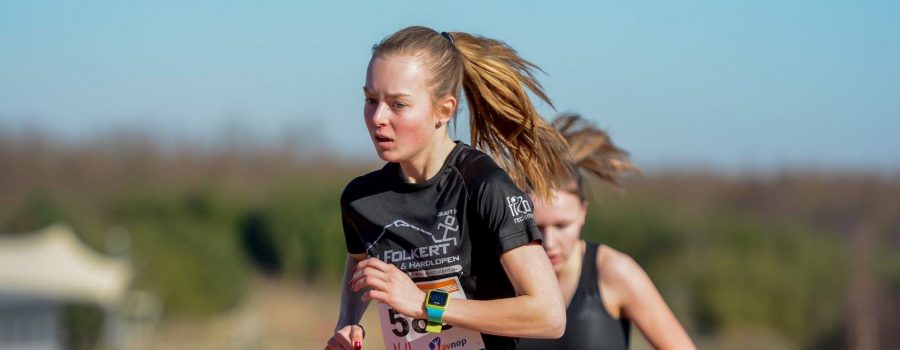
[378,276,485,350]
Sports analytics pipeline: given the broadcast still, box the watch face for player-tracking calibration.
[428,290,449,307]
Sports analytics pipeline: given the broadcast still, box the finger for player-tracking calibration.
[325,340,346,350]
[356,257,390,272]
[332,337,350,350]
[359,275,391,293]
[369,257,396,271]
[348,263,374,288]
[351,275,367,292]
[350,325,364,350]
[353,273,390,293]
[362,289,388,303]
[349,268,366,290]
[326,337,345,350]
[351,268,387,291]
[333,327,353,350]
[353,257,376,272]
[349,266,371,286]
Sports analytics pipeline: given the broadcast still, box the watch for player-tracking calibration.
[424,289,450,333]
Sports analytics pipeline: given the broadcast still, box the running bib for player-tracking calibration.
[378,276,486,350]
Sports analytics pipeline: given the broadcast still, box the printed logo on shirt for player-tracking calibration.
[436,209,459,245]
[429,337,441,350]
[506,196,534,223]
[368,209,463,270]
[428,336,469,350]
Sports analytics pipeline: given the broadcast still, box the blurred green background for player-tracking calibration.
[1,132,896,349]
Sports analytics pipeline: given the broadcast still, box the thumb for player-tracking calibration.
[350,324,365,350]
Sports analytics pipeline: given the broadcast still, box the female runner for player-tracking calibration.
[325,26,572,350]
[518,114,696,350]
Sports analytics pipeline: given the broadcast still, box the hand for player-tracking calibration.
[350,257,426,319]
[325,324,364,350]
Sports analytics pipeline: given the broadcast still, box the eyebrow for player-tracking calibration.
[362,86,411,98]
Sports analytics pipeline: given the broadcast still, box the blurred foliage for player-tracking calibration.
[4,190,74,232]
[62,304,104,350]
[586,195,849,347]
[108,186,249,316]
[0,134,897,349]
[253,183,346,282]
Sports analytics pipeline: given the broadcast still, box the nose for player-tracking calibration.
[368,103,389,127]
[541,227,557,250]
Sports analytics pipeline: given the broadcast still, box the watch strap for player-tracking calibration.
[425,295,446,333]
[425,320,443,333]
[426,306,445,325]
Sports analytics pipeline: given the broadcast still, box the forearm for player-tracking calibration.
[435,243,566,338]
[441,292,565,339]
[632,309,695,350]
[613,252,695,350]
[335,255,370,330]
[348,245,566,338]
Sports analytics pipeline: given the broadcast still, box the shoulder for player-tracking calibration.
[597,245,642,279]
[596,244,656,304]
[340,165,392,205]
[450,144,512,189]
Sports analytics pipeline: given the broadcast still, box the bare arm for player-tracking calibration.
[351,243,566,338]
[325,253,369,350]
[441,243,566,338]
[601,248,695,350]
[336,253,370,330]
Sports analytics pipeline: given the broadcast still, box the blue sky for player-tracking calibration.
[1,1,898,172]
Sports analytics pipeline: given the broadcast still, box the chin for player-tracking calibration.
[549,255,566,269]
[374,148,402,163]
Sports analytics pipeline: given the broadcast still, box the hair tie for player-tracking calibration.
[440,31,455,45]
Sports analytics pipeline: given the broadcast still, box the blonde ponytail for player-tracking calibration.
[372,26,572,199]
[450,32,572,199]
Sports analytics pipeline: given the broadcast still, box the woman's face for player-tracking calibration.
[363,54,442,164]
[532,189,587,273]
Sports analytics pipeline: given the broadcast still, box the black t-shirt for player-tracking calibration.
[341,141,542,350]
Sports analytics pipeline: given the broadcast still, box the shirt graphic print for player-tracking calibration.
[341,142,542,350]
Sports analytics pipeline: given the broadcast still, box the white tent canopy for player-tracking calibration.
[0,224,131,306]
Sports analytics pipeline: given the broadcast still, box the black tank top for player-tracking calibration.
[517,242,631,350]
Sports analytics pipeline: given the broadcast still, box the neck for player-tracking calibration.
[398,135,456,183]
[556,240,586,278]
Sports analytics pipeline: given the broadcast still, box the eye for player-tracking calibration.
[364,98,377,105]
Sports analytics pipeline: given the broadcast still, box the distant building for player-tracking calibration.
[0,224,153,350]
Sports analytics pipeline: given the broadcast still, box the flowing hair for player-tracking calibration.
[551,113,640,202]
[371,26,571,199]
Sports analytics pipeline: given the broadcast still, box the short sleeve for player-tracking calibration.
[340,183,367,255]
[470,162,543,256]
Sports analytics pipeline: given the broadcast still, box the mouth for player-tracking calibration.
[373,134,394,147]
[547,255,561,265]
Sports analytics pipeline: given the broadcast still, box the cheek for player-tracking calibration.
[561,226,581,247]
[394,112,431,145]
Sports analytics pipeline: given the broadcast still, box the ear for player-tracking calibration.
[435,95,457,126]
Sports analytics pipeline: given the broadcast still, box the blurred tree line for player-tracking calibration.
[0,131,897,349]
